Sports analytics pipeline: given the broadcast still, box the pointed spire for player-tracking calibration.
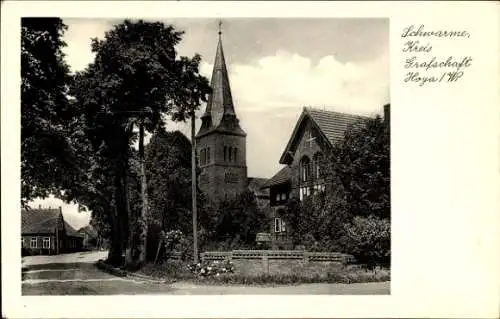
[202,20,236,128]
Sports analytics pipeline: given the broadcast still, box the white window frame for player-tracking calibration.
[43,237,50,249]
[299,186,310,201]
[274,218,282,233]
[30,237,37,248]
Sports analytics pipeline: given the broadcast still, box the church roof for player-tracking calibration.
[279,107,369,164]
[202,33,235,128]
[261,166,292,189]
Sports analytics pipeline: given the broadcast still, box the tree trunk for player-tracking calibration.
[108,149,131,268]
[137,122,149,266]
[107,183,123,266]
[124,172,135,268]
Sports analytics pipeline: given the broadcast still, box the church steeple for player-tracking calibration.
[195,21,248,204]
[198,21,244,137]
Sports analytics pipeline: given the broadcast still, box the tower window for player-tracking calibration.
[207,147,211,163]
[224,146,227,162]
[234,148,238,162]
[228,147,232,161]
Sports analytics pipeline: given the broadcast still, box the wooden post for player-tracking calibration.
[191,111,199,264]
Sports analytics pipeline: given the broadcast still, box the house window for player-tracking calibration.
[274,218,286,233]
[274,218,282,233]
[30,237,37,248]
[43,237,50,249]
[300,156,311,182]
[313,184,326,193]
[299,186,310,201]
[313,152,322,180]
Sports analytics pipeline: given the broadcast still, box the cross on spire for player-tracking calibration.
[218,20,222,36]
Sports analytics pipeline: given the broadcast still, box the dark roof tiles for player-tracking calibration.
[21,208,61,235]
[261,166,292,188]
[306,107,369,145]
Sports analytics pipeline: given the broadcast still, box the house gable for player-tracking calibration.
[279,107,370,165]
[279,108,332,165]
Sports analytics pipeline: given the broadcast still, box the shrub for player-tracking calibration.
[343,215,390,268]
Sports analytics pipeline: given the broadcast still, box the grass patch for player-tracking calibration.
[134,261,389,286]
[137,260,196,281]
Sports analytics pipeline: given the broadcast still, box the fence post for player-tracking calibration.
[303,251,310,263]
[262,251,269,274]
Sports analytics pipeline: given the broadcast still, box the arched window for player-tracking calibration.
[300,156,310,182]
[299,156,311,201]
[313,152,322,180]
[228,146,233,162]
[234,148,238,163]
[224,146,227,162]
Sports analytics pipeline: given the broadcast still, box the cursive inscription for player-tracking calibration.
[401,24,472,86]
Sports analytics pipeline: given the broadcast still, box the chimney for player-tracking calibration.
[383,103,390,125]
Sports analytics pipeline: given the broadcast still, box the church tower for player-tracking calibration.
[196,22,247,204]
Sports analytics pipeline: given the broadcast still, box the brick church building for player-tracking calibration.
[196,24,389,249]
[196,27,269,205]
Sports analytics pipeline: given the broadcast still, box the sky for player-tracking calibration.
[30,18,389,229]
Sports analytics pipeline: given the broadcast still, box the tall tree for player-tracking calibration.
[21,18,74,206]
[71,20,210,268]
[145,129,192,234]
[328,115,390,219]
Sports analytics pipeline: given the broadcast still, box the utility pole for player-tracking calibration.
[191,111,199,264]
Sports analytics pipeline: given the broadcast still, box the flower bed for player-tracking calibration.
[187,259,235,277]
